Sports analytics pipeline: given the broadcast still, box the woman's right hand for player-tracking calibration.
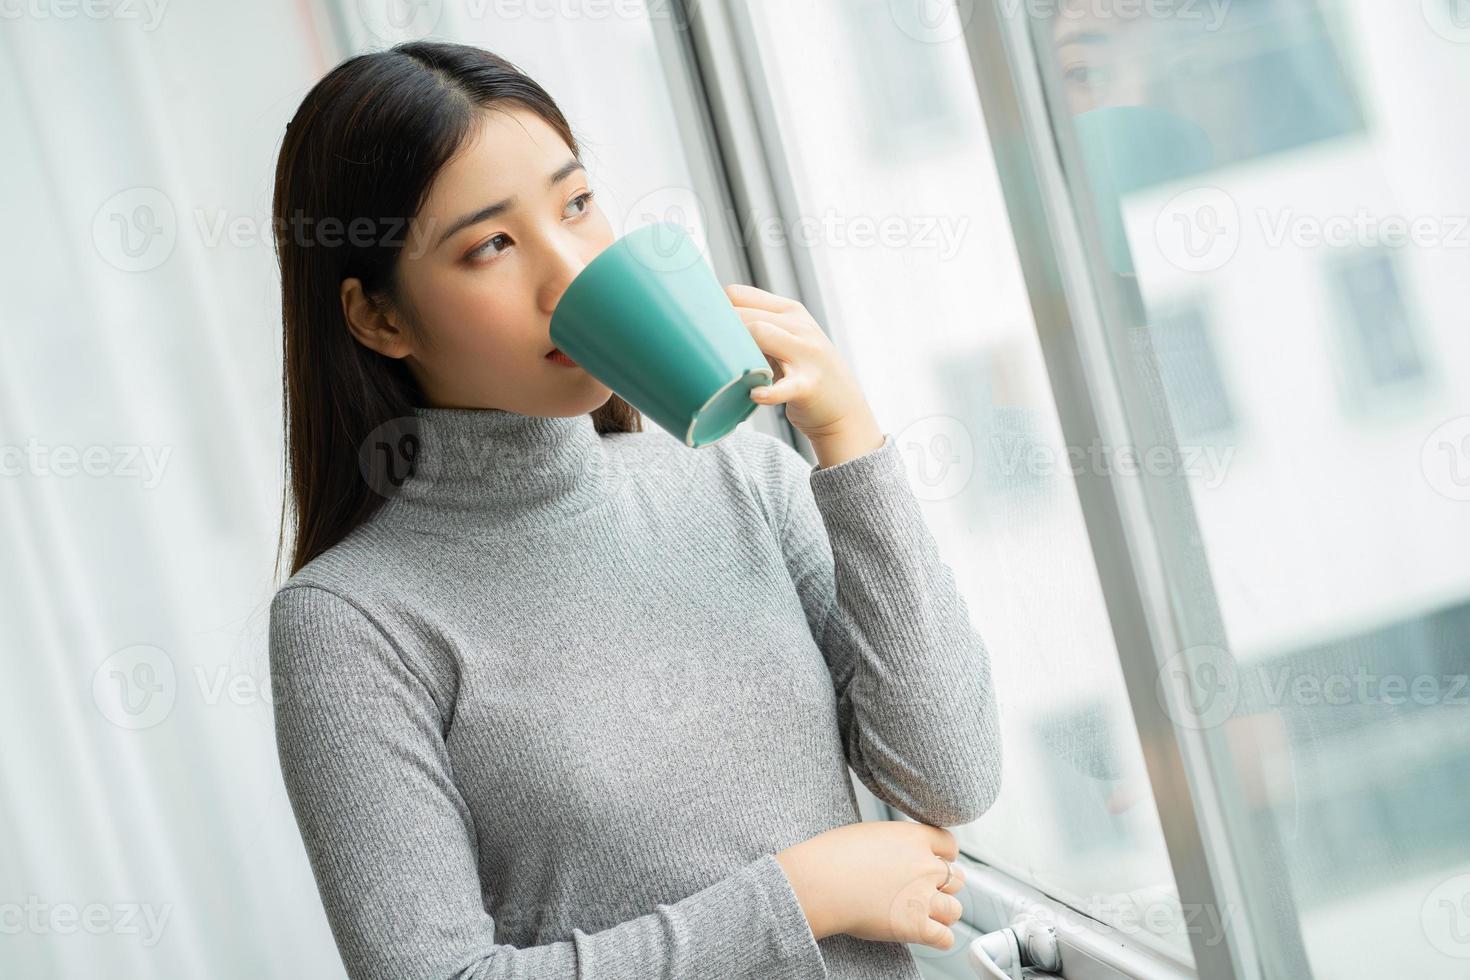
[774,821,967,950]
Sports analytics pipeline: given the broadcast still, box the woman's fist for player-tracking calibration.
[775,820,967,950]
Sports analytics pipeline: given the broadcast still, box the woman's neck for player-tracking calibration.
[374,405,620,530]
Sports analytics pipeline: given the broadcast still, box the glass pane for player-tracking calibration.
[1032,1,1470,975]
[0,8,340,977]
[740,0,1192,966]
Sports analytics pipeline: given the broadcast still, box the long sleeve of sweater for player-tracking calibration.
[267,584,830,980]
[748,430,1003,828]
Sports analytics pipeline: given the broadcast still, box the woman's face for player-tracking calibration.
[1052,8,1151,115]
[346,106,617,415]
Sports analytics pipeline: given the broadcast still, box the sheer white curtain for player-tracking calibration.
[0,3,715,976]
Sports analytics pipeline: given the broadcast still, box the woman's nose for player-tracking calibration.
[538,245,593,316]
[540,230,619,315]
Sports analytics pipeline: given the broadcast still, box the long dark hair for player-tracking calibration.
[271,40,640,581]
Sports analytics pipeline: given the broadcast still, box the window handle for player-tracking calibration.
[968,914,1061,979]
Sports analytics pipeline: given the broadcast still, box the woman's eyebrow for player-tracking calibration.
[1055,29,1110,48]
[436,159,587,248]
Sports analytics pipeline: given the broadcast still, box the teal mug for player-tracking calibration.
[550,222,773,447]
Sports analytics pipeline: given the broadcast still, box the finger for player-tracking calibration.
[731,305,818,339]
[925,826,960,861]
[749,375,800,404]
[929,891,964,926]
[919,917,955,951]
[939,862,966,895]
[745,319,807,362]
[724,282,804,316]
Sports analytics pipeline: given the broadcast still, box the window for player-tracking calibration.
[1150,300,1237,442]
[730,1,1190,969]
[1029,0,1470,976]
[684,1,1470,977]
[1328,247,1428,400]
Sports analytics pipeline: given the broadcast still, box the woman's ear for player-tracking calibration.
[340,277,412,359]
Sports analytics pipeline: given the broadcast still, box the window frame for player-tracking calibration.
[652,1,1318,977]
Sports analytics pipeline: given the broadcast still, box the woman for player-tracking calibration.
[268,39,1001,980]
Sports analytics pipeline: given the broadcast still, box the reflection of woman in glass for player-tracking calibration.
[267,39,1000,980]
[1050,3,1217,277]
[1036,4,1316,973]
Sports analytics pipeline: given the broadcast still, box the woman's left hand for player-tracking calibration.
[725,283,886,468]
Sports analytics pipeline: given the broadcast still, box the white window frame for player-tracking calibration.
[650,2,1317,977]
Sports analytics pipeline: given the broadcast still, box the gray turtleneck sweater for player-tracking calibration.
[268,406,1001,980]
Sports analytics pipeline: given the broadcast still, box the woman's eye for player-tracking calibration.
[1064,63,1109,89]
[564,189,595,219]
[469,233,511,261]
[468,192,594,263]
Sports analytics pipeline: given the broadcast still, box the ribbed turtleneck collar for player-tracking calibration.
[378,406,620,529]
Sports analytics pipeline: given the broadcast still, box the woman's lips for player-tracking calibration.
[545,347,578,367]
